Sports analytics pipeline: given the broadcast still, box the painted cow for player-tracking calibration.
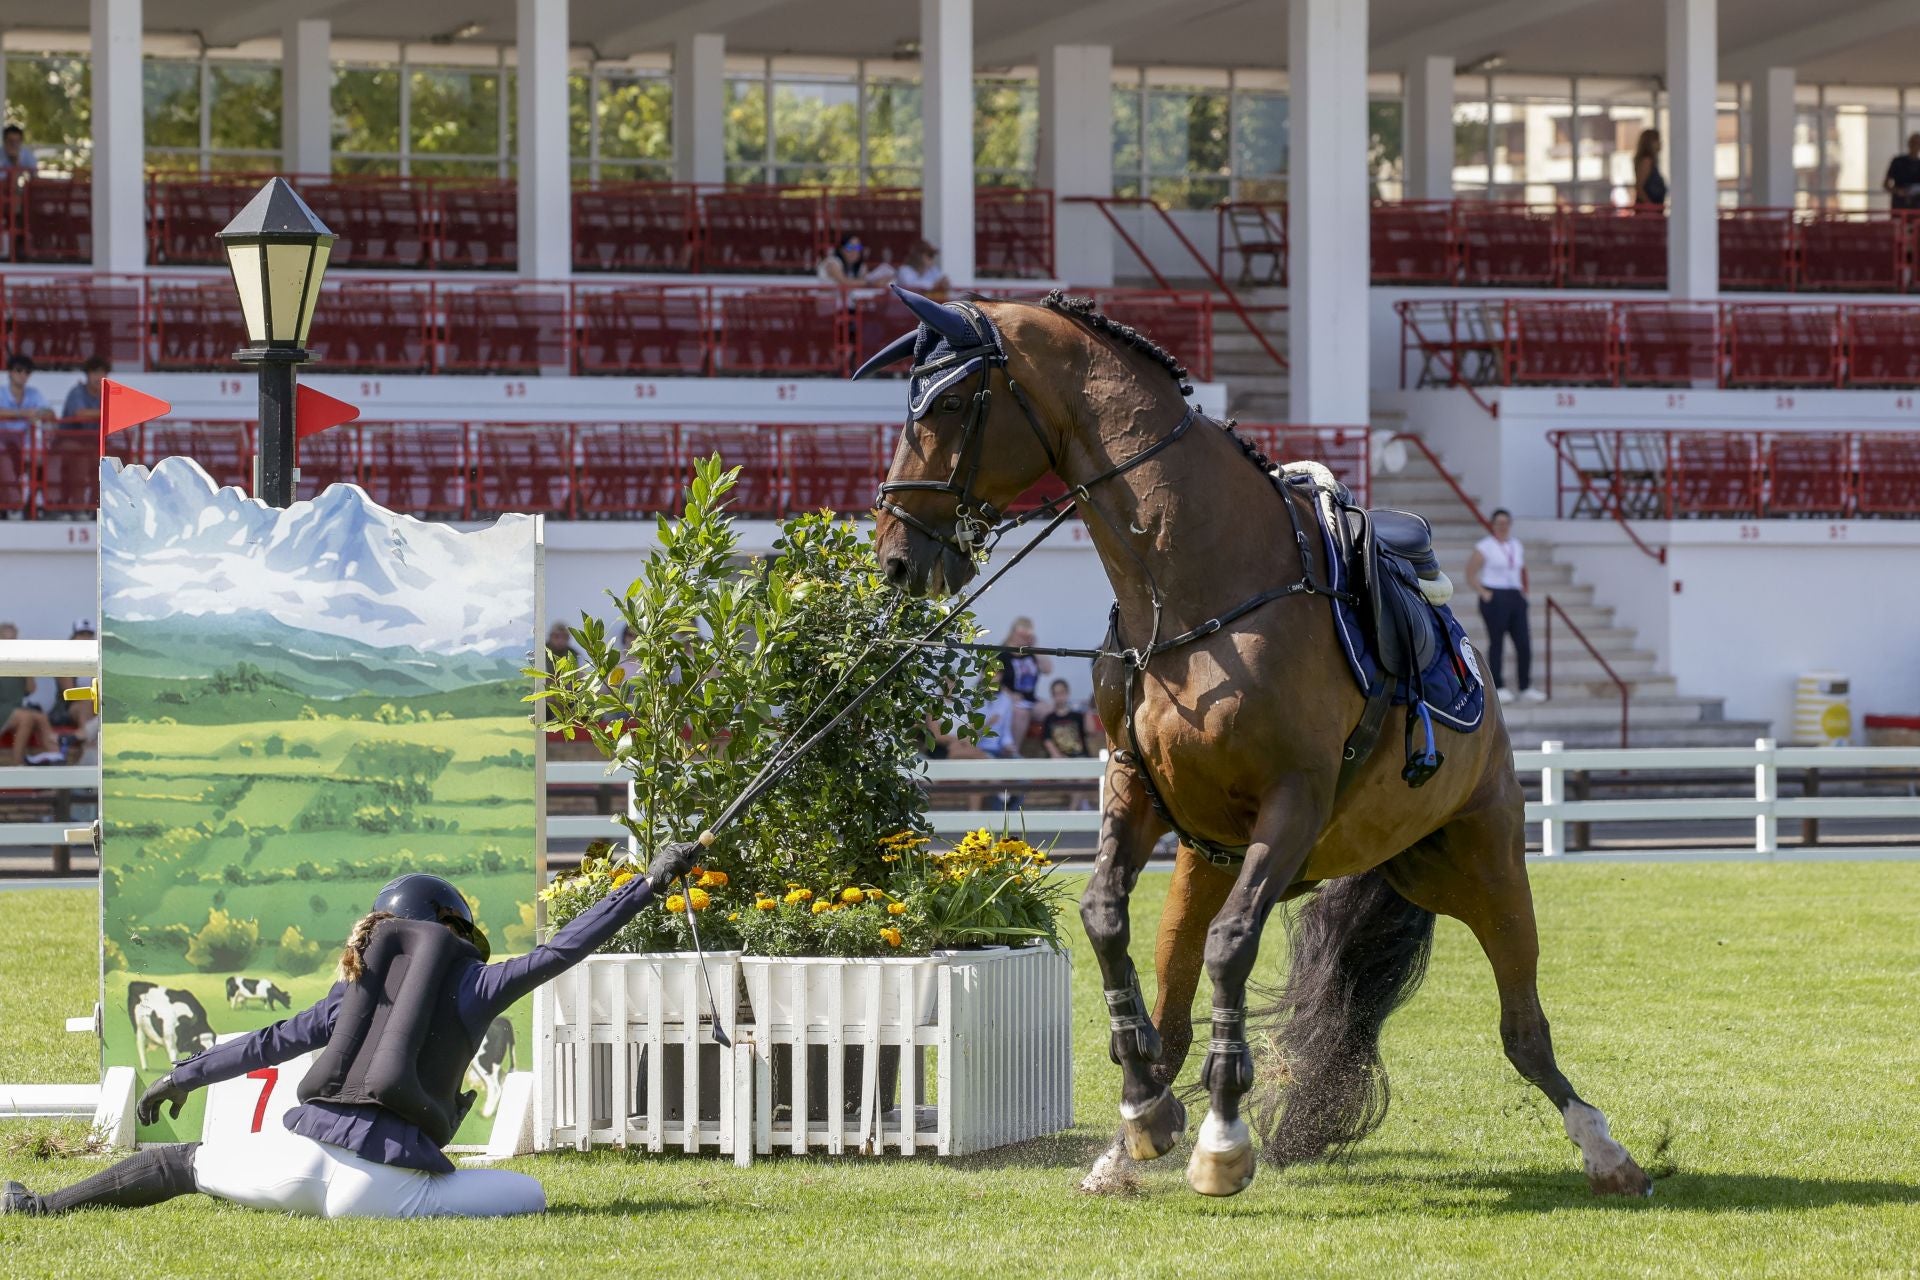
[127,982,217,1072]
[225,976,292,1012]
[465,1017,516,1120]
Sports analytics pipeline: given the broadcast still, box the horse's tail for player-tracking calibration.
[1245,868,1435,1165]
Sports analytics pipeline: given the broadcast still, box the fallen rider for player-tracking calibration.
[3,847,698,1220]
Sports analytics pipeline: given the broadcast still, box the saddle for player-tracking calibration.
[1348,507,1450,682]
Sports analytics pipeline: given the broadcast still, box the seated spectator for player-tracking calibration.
[0,354,54,426]
[975,688,1019,759]
[1039,679,1097,759]
[0,621,61,766]
[61,356,108,427]
[1886,133,1920,211]
[923,711,985,761]
[50,619,95,732]
[997,616,1051,745]
[895,240,949,296]
[545,621,578,674]
[0,124,36,181]
[817,233,895,287]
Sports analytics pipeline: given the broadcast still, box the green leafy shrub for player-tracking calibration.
[185,908,260,972]
[276,925,327,976]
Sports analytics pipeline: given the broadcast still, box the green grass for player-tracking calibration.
[5,862,1920,1278]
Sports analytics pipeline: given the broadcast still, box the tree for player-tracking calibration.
[185,908,260,972]
[277,925,327,977]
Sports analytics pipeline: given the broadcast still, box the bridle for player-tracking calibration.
[873,299,1196,564]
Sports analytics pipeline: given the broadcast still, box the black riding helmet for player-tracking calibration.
[372,873,490,962]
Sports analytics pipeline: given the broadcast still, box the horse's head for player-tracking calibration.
[855,287,1064,597]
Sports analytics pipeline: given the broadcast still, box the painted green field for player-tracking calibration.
[4,861,1918,1278]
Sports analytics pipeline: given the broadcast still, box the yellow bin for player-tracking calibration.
[1792,671,1852,746]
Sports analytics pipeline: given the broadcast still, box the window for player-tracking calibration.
[974,78,1036,189]
[588,71,670,182]
[4,53,91,174]
[332,64,402,174]
[406,65,500,178]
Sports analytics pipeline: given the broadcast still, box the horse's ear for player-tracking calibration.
[851,328,919,380]
[891,284,979,348]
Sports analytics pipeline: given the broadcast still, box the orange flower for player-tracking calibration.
[880,927,903,947]
[840,887,865,904]
[887,902,906,916]
[811,900,830,915]
[755,898,777,912]
[697,869,729,888]
[687,887,712,911]
[665,894,686,913]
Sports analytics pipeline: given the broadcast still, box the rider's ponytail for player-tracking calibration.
[338,911,396,983]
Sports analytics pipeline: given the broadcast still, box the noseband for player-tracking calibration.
[874,301,1066,559]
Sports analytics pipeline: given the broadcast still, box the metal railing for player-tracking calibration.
[1543,596,1631,748]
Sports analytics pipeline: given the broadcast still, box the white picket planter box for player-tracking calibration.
[533,944,1072,1161]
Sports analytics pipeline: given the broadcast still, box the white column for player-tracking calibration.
[1287,0,1369,425]
[1037,44,1112,286]
[1749,67,1794,207]
[1666,0,1718,298]
[90,0,145,274]
[673,32,725,185]
[516,0,571,280]
[920,0,974,286]
[1403,54,1455,203]
[282,19,332,174]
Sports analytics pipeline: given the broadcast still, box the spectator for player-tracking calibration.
[894,240,949,295]
[0,124,36,181]
[1039,678,1097,759]
[1466,509,1545,705]
[61,356,109,427]
[1885,133,1920,212]
[545,621,578,673]
[50,619,95,732]
[996,616,1052,745]
[0,621,62,765]
[0,354,55,426]
[1631,129,1666,208]
[817,232,894,286]
[922,711,986,761]
[975,687,1019,759]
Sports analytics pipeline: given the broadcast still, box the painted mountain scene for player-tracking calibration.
[98,457,542,1144]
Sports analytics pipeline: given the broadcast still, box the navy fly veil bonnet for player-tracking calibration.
[852,284,1005,418]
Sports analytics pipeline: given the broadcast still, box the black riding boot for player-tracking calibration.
[3,1142,200,1215]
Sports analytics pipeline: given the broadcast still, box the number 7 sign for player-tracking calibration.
[201,1046,318,1148]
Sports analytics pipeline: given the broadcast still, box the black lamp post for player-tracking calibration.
[217,178,336,508]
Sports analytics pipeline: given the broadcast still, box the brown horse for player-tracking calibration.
[859,286,1650,1199]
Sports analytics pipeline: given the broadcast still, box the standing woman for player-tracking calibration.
[996,616,1052,747]
[3,847,699,1220]
[1467,508,1545,705]
[1632,128,1667,209]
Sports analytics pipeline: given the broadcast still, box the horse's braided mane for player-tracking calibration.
[1042,290,1194,397]
[1037,290,1295,501]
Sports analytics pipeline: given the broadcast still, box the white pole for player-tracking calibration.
[920,0,976,286]
[1038,44,1114,286]
[1404,54,1455,203]
[1750,67,1795,208]
[673,33,726,186]
[1754,736,1778,855]
[89,0,145,275]
[1665,0,1719,297]
[1539,739,1566,857]
[515,0,572,280]
[1287,0,1370,424]
[282,19,333,175]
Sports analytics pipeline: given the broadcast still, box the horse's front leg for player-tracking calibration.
[1189,776,1328,1197]
[1078,759,1181,1167]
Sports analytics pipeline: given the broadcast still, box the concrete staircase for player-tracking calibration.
[1369,445,1771,748]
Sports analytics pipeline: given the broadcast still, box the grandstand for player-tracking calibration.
[1,0,1919,746]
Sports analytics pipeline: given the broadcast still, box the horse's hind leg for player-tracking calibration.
[1078,760,1183,1170]
[1382,805,1652,1197]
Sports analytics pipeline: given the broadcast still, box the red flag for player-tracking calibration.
[99,379,172,457]
[295,384,359,440]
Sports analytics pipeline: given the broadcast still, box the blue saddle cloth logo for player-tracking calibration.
[1316,509,1486,734]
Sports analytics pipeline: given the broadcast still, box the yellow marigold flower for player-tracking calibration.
[866,888,887,900]
[887,902,906,916]
[880,927,903,947]
[756,898,777,911]
[610,868,634,888]
[881,853,900,863]
[727,912,740,923]
[784,888,812,904]
[697,869,729,888]
[811,900,830,915]
[665,894,686,913]
[688,887,711,911]
[840,887,865,904]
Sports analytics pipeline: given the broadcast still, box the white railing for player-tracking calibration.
[0,640,100,858]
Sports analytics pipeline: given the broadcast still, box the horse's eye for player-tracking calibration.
[939,394,963,414]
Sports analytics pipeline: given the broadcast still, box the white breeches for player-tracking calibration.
[192,1132,546,1220]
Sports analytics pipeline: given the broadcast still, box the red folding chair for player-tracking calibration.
[572,184,700,273]
[150,281,247,372]
[1798,212,1902,292]
[1718,210,1795,291]
[1504,301,1614,385]
[2,276,145,369]
[1723,305,1842,388]
[152,177,257,266]
[700,190,823,274]
[308,282,434,373]
[826,191,921,267]
[713,290,846,376]
[35,426,100,515]
[356,423,470,518]
[294,427,362,503]
[680,424,783,516]
[1762,433,1849,517]
[470,424,575,517]
[1456,203,1559,286]
[1370,202,1454,284]
[140,423,254,491]
[1563,208,1666,288]
[976,188,1054,279]
[1841,305,1920,387]
[573,287,708,375]
[440,286,567,374]
[434,182,517,271]
[1854,435,1920,516]
[1668,432,1760,517]
[574,424,681,517]
[0,424,31,516]
[782,424,886,514]
[17,178,92,264]
[1616,303,1719,386]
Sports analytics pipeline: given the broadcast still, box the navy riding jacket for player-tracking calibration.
[167,873,655,1172]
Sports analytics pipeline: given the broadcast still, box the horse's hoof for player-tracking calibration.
[1589,1154,1653,1198]
[1078,1138,1141,1196]
[1186,1113,1256,1197]
[1119,1087,1187,1162]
